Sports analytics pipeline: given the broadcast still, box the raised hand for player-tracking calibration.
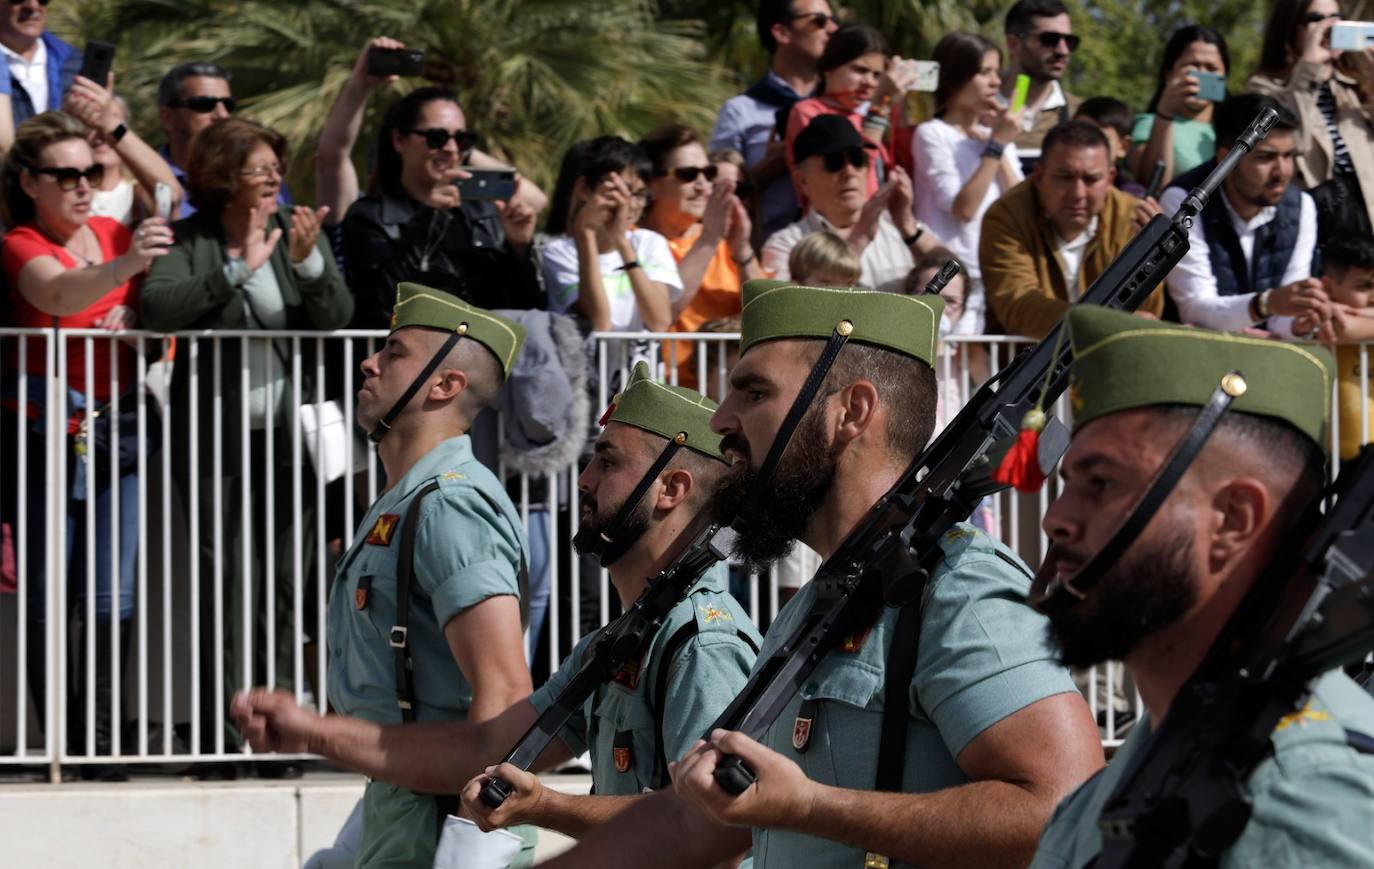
[699,179,733,245]
[120,216,174,276]
[354,36,408,89]
[63,71,120,136]
[244,202,283,272]
[288,205,330,263]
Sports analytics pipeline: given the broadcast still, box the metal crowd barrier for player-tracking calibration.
[0,327,1365,775]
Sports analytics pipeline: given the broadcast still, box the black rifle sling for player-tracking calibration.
[370,329,464,444]
[876,599,922,794]
[393,481,442,722]
[649,623,762,790]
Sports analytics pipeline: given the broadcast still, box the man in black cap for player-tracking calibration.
[761,114,944,291]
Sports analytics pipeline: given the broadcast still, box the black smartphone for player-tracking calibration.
[367,46,425,78]
[79,40,116,87]
[456,168,517,201]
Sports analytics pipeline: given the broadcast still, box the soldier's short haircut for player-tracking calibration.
[820,342,938,462]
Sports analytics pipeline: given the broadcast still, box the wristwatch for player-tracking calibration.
[902,223,927,248]
[109,123,128,144]
[982,140,1006,161]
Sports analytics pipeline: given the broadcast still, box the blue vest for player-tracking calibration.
[1169,161,1307,297]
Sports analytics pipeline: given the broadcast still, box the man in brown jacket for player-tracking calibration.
[980,121,1165,338]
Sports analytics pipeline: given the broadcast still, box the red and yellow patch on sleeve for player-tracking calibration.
[366,514,401,546]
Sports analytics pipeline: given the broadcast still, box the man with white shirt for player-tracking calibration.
[1001,0,1082,166]
[710,0,838,240]
[1161,95,1329,338]
[762,115,942,292]
[0,0,80,125]
[981,121,1165,338]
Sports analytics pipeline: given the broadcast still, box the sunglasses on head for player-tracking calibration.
[29,163,105,191]
[407,128,477,151]
[168,95,237,114]
[821,146,869,172]
[792,11,841,31]
[669,165,718,183]
[1026,31,1081,52]
[1304,11,1342,23]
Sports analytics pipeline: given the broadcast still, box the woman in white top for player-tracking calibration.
[912,32,1024,334]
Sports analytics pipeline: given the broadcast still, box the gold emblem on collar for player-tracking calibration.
[836,320,854,337]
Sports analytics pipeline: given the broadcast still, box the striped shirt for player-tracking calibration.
[1317,82,1356,177]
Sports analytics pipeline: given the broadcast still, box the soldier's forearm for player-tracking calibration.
[538,788,751,868]
[315,715,485,794]
[796,779,1053,869]
[527,790,641,840]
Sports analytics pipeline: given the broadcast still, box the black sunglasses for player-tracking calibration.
[1026,31,1081,52]
[168,95,237,114]
[28,163,105,191]
[6,0,51,5]
[792,12,840,30]
[407,128,478,151]
[821,146,869,173]
[1304,11,1342,23]
[669,165,718,183]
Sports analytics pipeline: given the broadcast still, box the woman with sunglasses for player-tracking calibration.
[0,110,172,777]
[637,124,761,387]
[1128,26,1229,190]
[61,72,183,226]
[1248,0,1374,232]
[140,117,350,761]
[340,85,545,331]
[912,32,1024,337]
[781,24,919,209]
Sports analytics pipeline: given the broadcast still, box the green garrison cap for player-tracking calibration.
[390,282,527,377]
[602,362,727,463]
[1067,306,1336,449]
[738,279,945,367]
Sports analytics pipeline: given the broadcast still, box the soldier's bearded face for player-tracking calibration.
[572,494,650,566]
[1041,521,1200,667]
[711,403,838,573]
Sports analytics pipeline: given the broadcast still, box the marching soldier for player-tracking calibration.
[232,361,758,845]
[1029,307,1374,866]
[310,283,534,866]
[544,280,1105,868]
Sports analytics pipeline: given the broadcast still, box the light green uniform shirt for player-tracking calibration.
[750,523,1078,869]
[1131,114,1216,178]
[529,563,759,793]
[327,434,528,723]
[1031,669,1374,868]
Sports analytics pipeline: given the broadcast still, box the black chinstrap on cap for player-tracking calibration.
[368,325,467,444]
[739,323,853,522]
[1032,371,1248,613]
[590,434,688,567]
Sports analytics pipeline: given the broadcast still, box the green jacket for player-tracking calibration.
[140,208,353,472]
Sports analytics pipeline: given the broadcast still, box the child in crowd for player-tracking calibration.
[1075,96,1147,197]
[543,136,682,336]
[1316,233,1374,459]
[906,252,996,536]
[787,229,862,288]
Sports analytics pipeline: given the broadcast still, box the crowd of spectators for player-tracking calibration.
[4,0,1374,775]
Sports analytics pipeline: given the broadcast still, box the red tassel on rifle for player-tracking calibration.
[992,408,1047,493]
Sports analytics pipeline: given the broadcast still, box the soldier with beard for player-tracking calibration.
[544,280,1104,869]
[232,361,757,844]
[1028,306,1374,867]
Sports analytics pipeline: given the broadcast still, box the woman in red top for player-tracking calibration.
[0,110,170,775]
[782,24,920,209]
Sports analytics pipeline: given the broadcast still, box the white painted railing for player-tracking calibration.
[0,328,1365,773]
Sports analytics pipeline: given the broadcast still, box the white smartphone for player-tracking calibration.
[1331,21,1374,51]
[911,60,940,93]
[154,182,174,220]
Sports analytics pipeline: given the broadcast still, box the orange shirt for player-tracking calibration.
[663,230,742,389]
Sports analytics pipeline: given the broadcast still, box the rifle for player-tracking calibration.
[709,107,1280,796]
[477,253,971,808]
[1092,445,1374,868]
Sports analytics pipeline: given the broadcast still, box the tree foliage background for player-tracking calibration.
[46,0,1279,200]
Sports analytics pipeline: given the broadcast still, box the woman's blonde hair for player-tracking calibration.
[788,231,861,287]
[1,111,91,227]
